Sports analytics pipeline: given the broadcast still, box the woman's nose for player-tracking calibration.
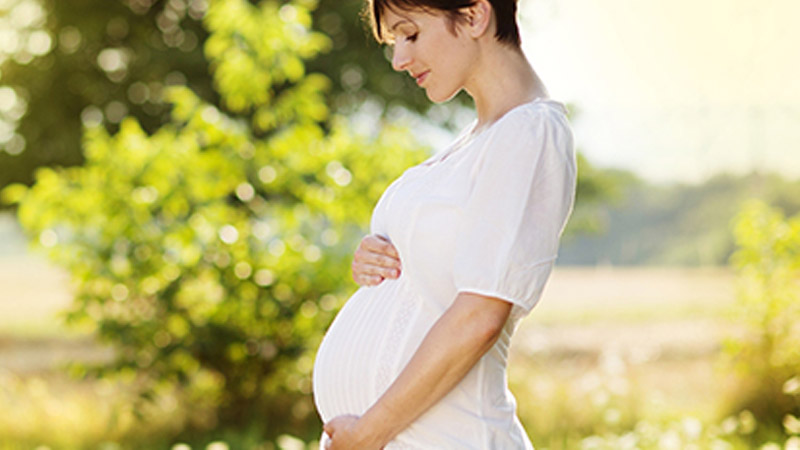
[391,43,411,72]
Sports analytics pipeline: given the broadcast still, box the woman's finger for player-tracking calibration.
[356,273,384,286]
[352,259,399,280]
[355,237,401,267]
[351,261,385,285]
[354,248,401,270]
[363,234,400,258]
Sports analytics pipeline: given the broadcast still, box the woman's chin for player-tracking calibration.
[424,87,461,104]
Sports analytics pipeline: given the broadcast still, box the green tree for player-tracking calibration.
[562,152,630,238]
[0,0,433,194]
[724,200,800,430]
[4,0,426,438]
[0,0,217,190]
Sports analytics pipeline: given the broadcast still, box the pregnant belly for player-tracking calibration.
[313,280,418,422]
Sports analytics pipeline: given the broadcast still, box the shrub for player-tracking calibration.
[2,0,425,438]
[724,200,800,427]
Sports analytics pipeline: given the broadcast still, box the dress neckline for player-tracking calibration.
[422,97,566,167]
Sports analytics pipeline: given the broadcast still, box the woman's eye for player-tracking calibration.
[405,33,418,42]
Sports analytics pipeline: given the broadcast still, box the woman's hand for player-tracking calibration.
[331,293,512,446]
[352,234,401,286]
[323,415,385,450]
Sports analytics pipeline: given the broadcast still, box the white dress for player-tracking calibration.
[313,98,577,449]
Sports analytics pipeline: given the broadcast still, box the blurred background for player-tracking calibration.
[1,0,799,449]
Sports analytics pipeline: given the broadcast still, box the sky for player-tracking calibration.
[519,0,800,183]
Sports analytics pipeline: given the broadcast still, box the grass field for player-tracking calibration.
[512,267,742,448]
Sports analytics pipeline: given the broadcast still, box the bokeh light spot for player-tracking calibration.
[26,30,51,55]
[111,284,129,301]
[80,105,103,127]
[58,26,81,53]
[258,165,277,184]
[234,261,252,279]
[97,48,129,72]
[219,225,239,244]
[105,101,128,123]
[4,133,25,155]
[268,239,285,257]
[38,229,57,247]
[254,269,274,287]
[235,182,255,202]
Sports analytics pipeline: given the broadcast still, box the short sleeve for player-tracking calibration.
[453,104,577,315]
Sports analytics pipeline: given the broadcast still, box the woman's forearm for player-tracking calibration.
[351,292,513,447]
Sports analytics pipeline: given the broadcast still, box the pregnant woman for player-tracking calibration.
[312,0,576,448]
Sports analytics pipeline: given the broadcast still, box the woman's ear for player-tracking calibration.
[462,0,492,39]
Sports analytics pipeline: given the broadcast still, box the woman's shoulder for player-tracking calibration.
[484,98,572,151]
[476,98,575,178]
[497,98,570,133]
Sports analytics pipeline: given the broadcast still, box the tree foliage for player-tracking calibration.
[3,0,426,436]
[558,172,800,266]
[0,0,433,193]
[724,200,800,428]
[0,0,216,189]
[561,152,630,238]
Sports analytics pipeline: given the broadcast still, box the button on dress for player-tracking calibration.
[313,98,577,449]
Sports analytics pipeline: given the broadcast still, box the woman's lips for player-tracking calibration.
[415,71,429,86]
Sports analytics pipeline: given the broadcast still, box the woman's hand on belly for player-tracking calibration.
[325,292,513,447]
[324,414,384,450]
[352,234,402,286]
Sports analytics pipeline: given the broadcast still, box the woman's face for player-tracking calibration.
[382,7,477,103]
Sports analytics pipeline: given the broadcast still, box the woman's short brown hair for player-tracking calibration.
[365,0,521,48]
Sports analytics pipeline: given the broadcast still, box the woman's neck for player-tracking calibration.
[464,45,549,129]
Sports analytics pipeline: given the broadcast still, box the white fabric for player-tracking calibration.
[313,98,576,449]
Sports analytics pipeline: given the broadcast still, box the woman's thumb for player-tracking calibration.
[323,421,335,437]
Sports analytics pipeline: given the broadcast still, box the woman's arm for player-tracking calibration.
[323,291,513,449]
